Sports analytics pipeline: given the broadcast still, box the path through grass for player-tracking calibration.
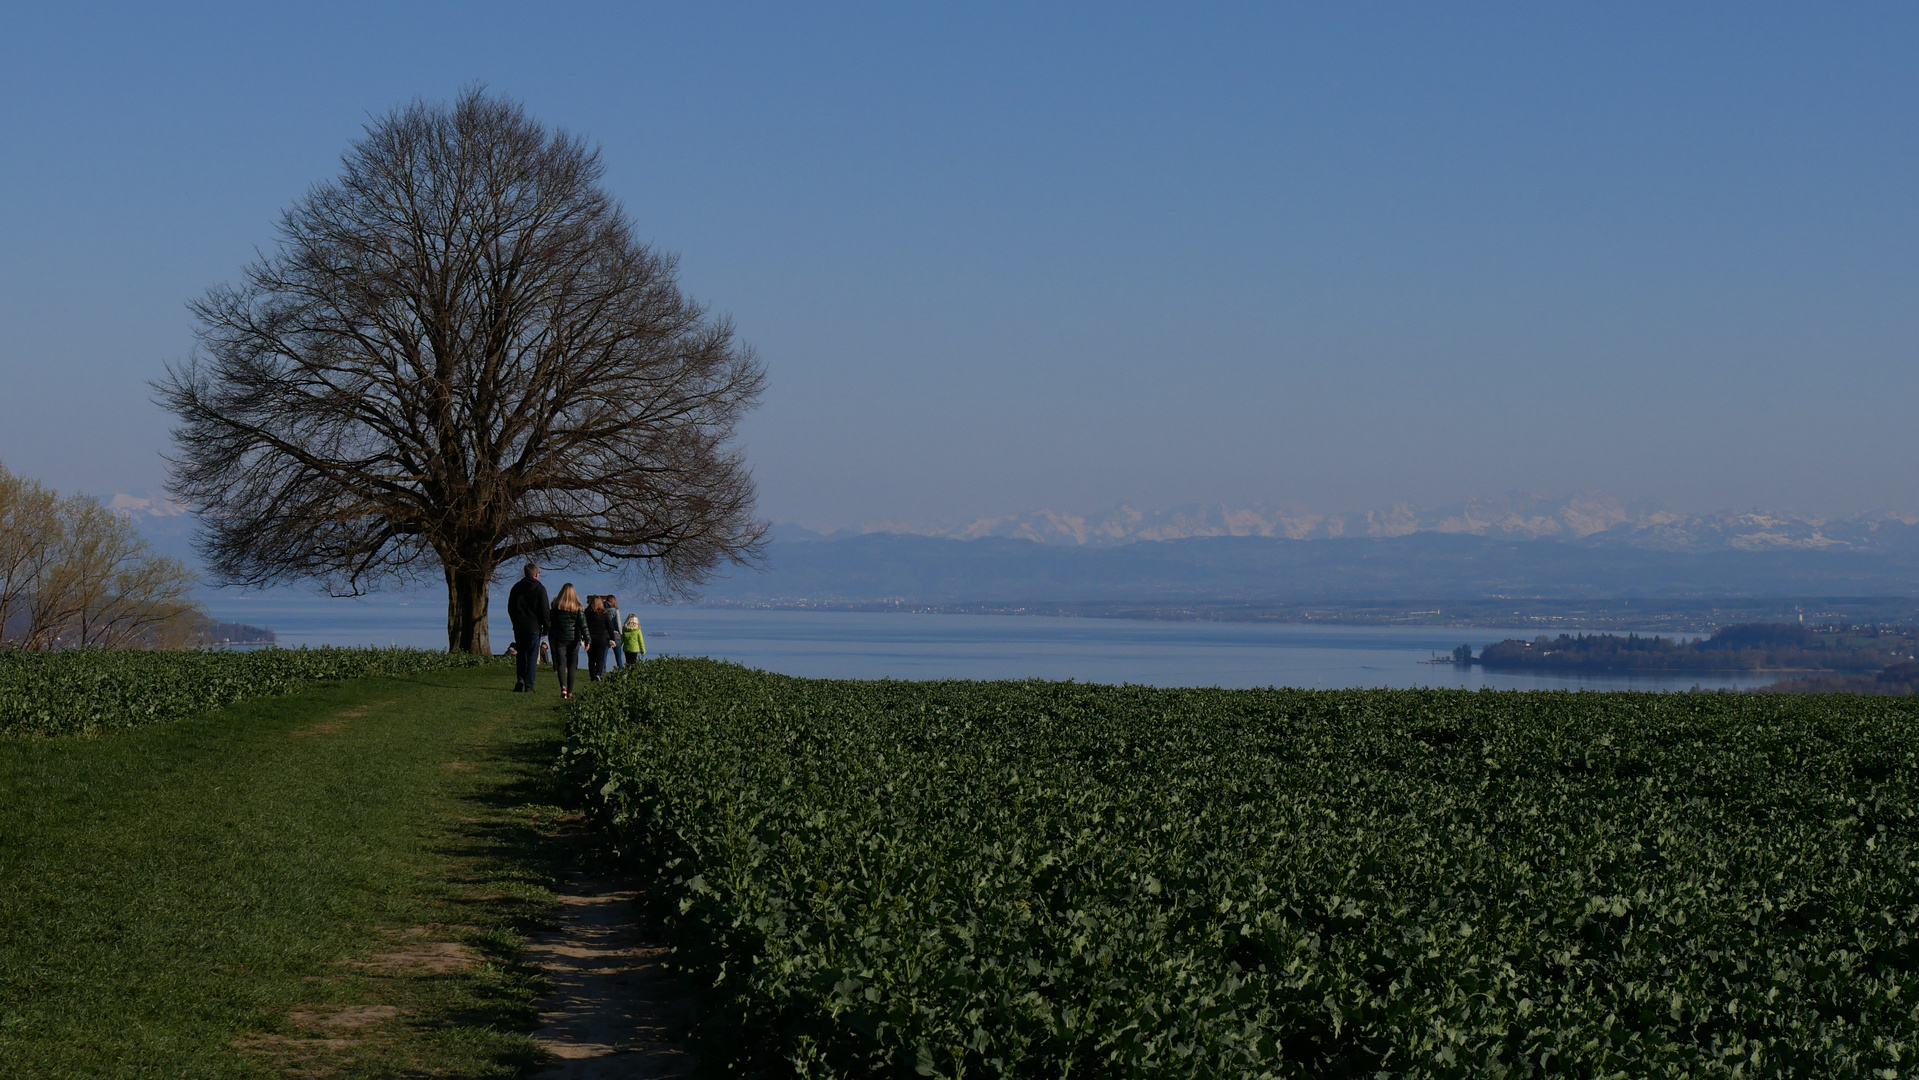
[0,664,570,1078]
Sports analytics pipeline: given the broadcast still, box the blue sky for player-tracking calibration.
[3,2,1915,527]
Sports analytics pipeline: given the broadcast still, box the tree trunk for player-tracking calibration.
[446,564,493,654]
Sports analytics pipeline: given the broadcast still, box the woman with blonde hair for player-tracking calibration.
[548,583,589,699]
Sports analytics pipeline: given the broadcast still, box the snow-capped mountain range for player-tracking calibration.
[114,487,1919,557]
[784,493,1919,554]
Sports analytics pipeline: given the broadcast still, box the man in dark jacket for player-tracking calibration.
[506,563,549,692]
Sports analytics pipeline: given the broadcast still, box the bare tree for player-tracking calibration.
[0,462,201,650]
[40,500,200,649]
[157,90,766,653]
[0,465,59,644]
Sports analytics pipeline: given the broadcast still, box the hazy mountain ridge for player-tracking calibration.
[708,530,1919,607]
[113,487,1919,610]
[784,493,1919,554]
[121,489,1919,557]
[108,490,1919,615]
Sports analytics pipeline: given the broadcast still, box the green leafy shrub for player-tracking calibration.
[0,647,497,737]
[563,657,1919,1078]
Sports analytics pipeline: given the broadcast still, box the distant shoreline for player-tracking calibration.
[696,596,1919,634]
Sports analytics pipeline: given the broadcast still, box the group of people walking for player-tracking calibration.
[504,562,645,698]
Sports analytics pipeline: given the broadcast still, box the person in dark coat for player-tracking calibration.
[604,594,625,670]
[585,595,617,682]
[548,583,589,699]
[505,563,549,693]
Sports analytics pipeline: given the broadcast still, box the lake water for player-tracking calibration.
[203,589,1764,692]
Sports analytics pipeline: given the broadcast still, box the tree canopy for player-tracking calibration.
[158,89,765,653]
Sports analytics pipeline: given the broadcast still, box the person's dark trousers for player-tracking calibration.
[515,634,541,691]
[623,650,641,666]
[587,644,607,681]
[610,643,624,670]
[553,643,578,694]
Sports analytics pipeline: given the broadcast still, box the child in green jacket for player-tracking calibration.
[621,615,645,666]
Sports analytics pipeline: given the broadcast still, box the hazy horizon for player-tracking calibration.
[770,490,1919,540]
[5,4,1916,529]
[110,486,1919,546]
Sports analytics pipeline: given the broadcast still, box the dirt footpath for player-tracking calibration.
[525,875,695,1078]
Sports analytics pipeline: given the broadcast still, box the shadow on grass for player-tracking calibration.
[422,702,591,1062]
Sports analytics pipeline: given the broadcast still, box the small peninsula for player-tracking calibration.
[1469,622,1919,689]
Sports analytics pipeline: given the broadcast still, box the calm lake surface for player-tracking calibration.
[205,590,1761,692]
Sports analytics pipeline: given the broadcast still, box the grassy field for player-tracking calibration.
[566,658,1919,1079]
[0,663,570,1079]
[18,654,1919,1078]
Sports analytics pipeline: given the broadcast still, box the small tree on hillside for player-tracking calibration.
[0,463,202,649]
[157,90,766,653]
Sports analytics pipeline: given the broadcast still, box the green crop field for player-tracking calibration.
[563,658,1919,1079]
[0,647,496,737]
